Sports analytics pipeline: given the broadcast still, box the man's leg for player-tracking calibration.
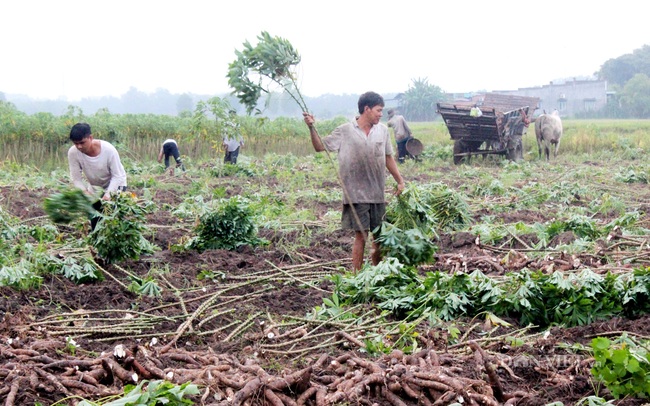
[397,141,407,163]
[371,238,382,266]
[352,230,368,271]
[175,158,185,172]
[173,149,185,172]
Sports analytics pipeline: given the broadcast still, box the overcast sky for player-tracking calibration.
[1,0,647,101]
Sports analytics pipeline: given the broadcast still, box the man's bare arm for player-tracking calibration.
[303,112,325,152]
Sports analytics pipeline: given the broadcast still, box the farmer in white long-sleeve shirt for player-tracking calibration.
[68,122,127,229]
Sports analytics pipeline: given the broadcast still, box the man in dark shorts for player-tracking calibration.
[158,139,185,175]
[303,91,405,271]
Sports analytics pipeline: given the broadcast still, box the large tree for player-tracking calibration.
[176,93,194,116]
[399,78,445,122]
[598,45,650,87]
[619,73,650,118]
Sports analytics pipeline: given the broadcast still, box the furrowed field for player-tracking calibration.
[1,111,650,406]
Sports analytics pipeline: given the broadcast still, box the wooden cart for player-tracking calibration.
[437,93,539,164]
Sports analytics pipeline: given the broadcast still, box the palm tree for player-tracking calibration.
[400,78,445,121]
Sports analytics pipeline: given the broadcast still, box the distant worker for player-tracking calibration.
[223,110,244,164]
[68,122,127,229]
[386,109,414,163]
[158,138,185,175]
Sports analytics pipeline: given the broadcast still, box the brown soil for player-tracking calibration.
[0,172,649,406]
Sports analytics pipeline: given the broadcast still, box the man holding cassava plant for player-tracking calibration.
[68,122,127,229]
[303,91,405,271]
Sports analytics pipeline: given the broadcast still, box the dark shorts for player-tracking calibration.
[341,203,386,232]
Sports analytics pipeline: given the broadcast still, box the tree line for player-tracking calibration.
[2,44,650,120]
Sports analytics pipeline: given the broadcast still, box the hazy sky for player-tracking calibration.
[1,0,647,101]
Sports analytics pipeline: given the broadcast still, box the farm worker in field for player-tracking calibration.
[68,122,127,230]
[303,91,405,271]
[386,109,414,163]
[158,138,185,175]
[222,110,244,164]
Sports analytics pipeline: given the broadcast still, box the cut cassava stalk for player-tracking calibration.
[223,312,262,342]
[264,259,330,292]
[159,279,268,353]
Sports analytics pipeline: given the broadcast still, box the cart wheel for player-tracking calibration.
[453,140,482,165]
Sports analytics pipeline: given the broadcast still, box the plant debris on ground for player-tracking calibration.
[1,152,650,405]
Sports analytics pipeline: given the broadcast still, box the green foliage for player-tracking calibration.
[338,258,421,315]
[420,183,472,231]
[615,166,649,183]
[376,222,436,266]
[210,162,258,178]
[58,255,104,284]
[333,263,650,327]
[574,397,616,406]
[187,196,267,252]
[21,224,59,243]
[128,275,163,297]
[64,336,79,356]
[0,236,102,288]
[400,77,445,121]
[0,259,43,289]
[473,179,506,197]
[227,31,307,115]
[44,188,97,224]
[380,183,470,264]
[598,45,650,87]
[621,267,650,317]
[385,183,439,236]
[620,73,650,118]
[192,96,238,142]
[591,334,650,399]
[563,214,602,240]
[78,379,199,406]
[89,193,158,263]
[308,292,356,320]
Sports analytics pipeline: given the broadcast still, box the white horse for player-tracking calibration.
[534,110,563,160]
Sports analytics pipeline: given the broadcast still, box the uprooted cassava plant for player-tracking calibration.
[89,192,158,263]
[227,31,308,115]
[186,195,267,252]
[44,188,98,224]
[377,183,472,266]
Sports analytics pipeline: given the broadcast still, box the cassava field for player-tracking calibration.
[1,118,650,406]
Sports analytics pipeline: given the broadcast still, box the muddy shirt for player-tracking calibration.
[322,120,393,204]
[387,115,412,142]
[68,140,127,197]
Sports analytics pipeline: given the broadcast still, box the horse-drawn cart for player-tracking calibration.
[437,93,539,164]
